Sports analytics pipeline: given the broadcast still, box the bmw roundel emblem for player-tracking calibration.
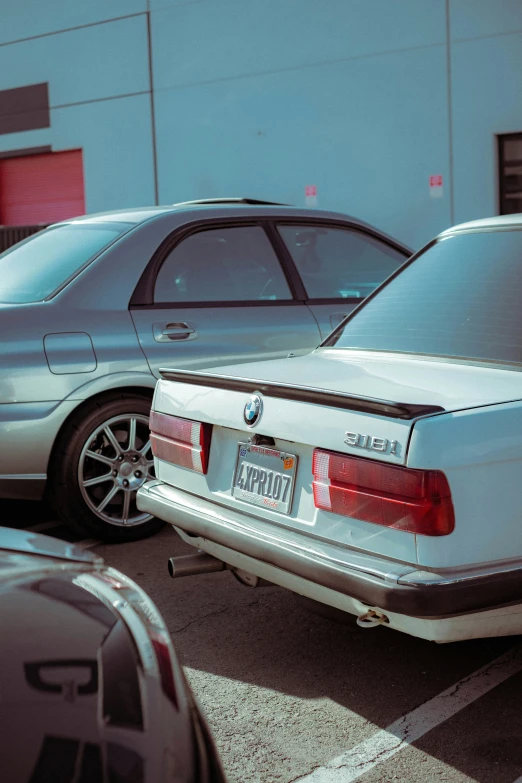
[244,393,263,427]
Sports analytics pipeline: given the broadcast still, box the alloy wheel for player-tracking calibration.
[78,414,155,527]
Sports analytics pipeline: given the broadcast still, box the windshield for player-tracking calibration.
[325,229,522,366]
[0,224,126,303]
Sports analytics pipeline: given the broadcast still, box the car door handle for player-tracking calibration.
[153,322,198,342]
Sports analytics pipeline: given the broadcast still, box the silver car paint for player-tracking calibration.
[0,525,101,562]
[0,204,410,501]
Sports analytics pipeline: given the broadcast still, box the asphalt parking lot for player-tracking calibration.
[3,499,522,783]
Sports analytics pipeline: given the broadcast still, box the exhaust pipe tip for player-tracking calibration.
[356,609,389,628]
[167,552,226,579]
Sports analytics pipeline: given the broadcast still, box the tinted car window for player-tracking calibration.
[278,225,405,299]
[326,230,522,365]
[0,224,124,304]
[154,226,292,303]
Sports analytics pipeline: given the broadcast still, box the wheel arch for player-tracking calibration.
[47,384,155,474]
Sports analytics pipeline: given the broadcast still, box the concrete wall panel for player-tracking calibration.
[151,0,446,91]
[1,1,522,243]
[451,0,522,41]
[0,127,52,155]
[452,31,522,224]
[0,16,149,107]
[0,1,146,45]
[52,94,155,213]
[149,0,203,11]
[154,45,450,249]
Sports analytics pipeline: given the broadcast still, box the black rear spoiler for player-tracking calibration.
[158,369,445,421]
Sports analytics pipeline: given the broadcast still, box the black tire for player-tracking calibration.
[48,393,164,542]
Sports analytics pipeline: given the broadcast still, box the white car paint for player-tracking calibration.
[150,348,522,564]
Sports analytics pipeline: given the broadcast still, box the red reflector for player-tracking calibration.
[150,411,212,474]
[150,633,178,708]
[312,449,454,536]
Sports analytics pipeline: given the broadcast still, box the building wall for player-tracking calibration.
[451,0,522,225]
[0,1,521,248]
[152,0,450,249]
[0,7,155,214]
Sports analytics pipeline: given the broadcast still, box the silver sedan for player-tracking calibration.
[0,198,410,541]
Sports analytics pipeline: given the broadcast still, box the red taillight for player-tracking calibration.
[312,449,454,536]
[150,411,212,474]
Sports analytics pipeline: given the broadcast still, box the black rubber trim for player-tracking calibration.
[176,198,289,206]
[158,369,445,420]
[265,221,308,300]
[218,534,522,618]
[131,299,302,310]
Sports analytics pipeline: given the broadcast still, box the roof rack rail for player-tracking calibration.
[173,198,289,207]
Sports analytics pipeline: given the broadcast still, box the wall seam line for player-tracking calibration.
[146,11,159,205]
[0,12,146,49]
[50,91,150,111]
[446,0,455,225]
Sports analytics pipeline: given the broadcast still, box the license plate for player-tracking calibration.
[232,443,298,515]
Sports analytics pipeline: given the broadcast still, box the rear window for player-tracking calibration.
[0,223,125,303]
[326,230,522,365]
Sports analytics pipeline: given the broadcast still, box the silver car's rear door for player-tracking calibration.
[276,222,409,339]
[130,224,320,376]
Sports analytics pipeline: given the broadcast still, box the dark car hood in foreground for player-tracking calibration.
[0,565,117,782]
[0,539,225,783]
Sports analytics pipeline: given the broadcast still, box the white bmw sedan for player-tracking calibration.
[138,214,522,644]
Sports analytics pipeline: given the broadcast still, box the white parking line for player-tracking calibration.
[297,644,522,782]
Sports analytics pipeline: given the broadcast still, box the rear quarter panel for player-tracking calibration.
[0,303,151,404]
[408,401,522,567]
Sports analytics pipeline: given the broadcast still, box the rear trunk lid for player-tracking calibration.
[151,349,522,564]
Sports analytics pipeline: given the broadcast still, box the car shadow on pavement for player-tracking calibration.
[0,498,55,528]
[94,526,522,783]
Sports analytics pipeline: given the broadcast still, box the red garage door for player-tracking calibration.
[0,149,85,226]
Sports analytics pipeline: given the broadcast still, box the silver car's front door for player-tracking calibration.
[130,225,320,377]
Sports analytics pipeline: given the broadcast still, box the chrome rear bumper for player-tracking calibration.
[138,480,522,618]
